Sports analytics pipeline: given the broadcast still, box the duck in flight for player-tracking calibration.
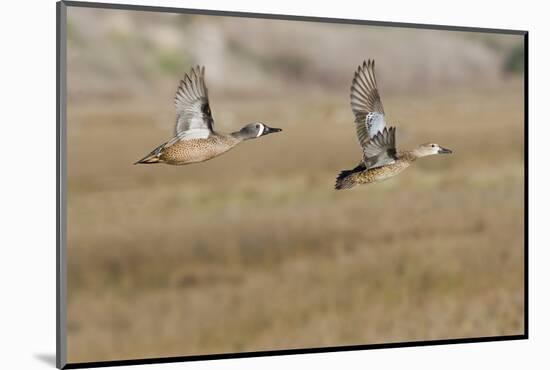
[335,60,452,190]
[135,66,282,165]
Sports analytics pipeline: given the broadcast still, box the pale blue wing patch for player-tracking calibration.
[366,112,386,139]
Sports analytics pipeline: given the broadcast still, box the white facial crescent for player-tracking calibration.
[256,123,265,137]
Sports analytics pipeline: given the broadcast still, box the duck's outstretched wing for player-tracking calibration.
[362,127,397,169]
[173,66,214,140]
[350,59,386,148]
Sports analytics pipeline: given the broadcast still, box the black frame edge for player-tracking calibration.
[523,32,529,338]
[62,335,527,369]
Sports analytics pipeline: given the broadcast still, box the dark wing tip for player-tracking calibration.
[360,59,375,70]
[175,65,209,103]
[190,65,205,77]
[182,65,204,84]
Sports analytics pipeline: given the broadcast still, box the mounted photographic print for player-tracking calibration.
[57,1,527,368]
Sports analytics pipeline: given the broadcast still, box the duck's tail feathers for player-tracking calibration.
[334,162,365,190]
[335,170,357,190]
[134,142,167,165]
[134,152,161,165]
[134,155,160,164]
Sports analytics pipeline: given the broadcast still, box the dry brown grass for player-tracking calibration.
[66,82,524,362]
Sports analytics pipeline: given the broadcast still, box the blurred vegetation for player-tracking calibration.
[66,19,85,46]
[66,8,524,102]
[156,49,192,76]
[66,86,524,362]
[504,44,525,74]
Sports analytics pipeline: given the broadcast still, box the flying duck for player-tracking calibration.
[335,60,452,190]
[135,66,282,165]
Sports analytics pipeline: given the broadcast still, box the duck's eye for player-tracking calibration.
[255,124,260,128]
[431,144,435,147]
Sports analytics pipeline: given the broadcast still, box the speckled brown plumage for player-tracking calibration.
[335,59,452,190]
[159,134,241,165]
[336,152,416,189]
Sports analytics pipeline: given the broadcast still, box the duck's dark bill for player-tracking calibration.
[438,147,453,154]
[263,126,282,135]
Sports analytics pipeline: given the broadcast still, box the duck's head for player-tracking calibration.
[239,122,282,140]
[413,143,453,158]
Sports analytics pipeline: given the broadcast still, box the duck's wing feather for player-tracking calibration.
[173,66,214,140]
[350,60,387,147]
[362,127,397,169]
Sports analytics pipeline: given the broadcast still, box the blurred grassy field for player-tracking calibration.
[66,82,524,363]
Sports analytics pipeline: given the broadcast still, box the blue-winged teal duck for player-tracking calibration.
[335,60,452,190]
[135,66,282,165]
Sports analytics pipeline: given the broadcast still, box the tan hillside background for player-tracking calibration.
[66,6,525,363]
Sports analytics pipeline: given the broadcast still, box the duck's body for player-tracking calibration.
[336,152,416,189]
[335,60,452,190]
[136,66,281,165]
[161,134,239,165]
[138,133,242,165]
